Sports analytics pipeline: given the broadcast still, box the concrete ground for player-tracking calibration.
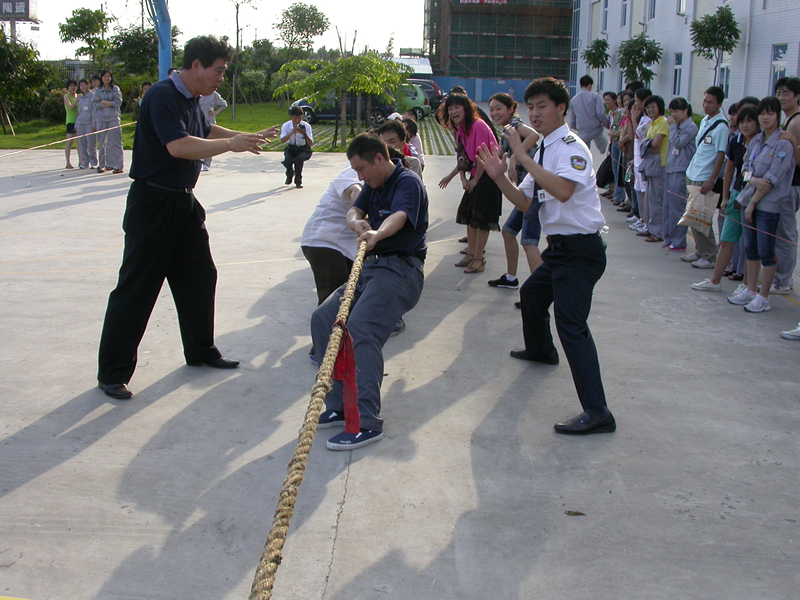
[0,148,798,600]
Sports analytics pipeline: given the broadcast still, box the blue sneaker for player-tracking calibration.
[326,429,383,450]
[390,318,406,337]
[308,348,318,365]
[318,409,345,429]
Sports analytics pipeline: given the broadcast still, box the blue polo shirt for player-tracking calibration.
[130,71,210,189]
[354,160,428,258]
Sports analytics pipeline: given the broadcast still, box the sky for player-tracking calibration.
[5,0,426,61]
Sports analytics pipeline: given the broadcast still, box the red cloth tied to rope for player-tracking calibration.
[332,319,360,434]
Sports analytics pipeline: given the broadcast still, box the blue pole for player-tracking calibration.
[147,0,172,80]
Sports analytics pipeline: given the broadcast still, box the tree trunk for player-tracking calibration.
[365,95,372,129]
[340,91,347,147]
[356,92,362,134]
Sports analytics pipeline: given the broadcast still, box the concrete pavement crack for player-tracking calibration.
[321,452,352,600]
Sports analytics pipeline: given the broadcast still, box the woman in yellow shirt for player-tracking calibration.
[643,95,669,243]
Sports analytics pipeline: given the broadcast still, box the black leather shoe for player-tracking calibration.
[187,357,240,369]
[514,301,521,309]
[554,411,616,435]
[98,381,133,399]
[509,349,559,365]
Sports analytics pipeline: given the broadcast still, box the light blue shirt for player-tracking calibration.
[686,112,728,182]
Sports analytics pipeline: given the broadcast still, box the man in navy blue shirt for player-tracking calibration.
[311,134,428,450]
[97,36,277,400]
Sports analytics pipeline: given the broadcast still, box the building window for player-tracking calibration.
[621,0,628,27]
[719,66,730,99]
[771,44,788,93]
[599,69,605,92]
[673,52,682,96]
[677,0,686,15]
[602,0,609,32]
[570,0,581,96]
[648,0,657,20]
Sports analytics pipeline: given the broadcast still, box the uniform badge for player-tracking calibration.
[570,156,587,171]
[562,135,577,144]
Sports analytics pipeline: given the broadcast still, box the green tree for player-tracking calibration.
[581,38,610,79]
[108,25,181,76]
[690,5,741,86]
[0,30,55,128]
[275,3,330,54]
[58,8,115,66]
[616,33,663,85]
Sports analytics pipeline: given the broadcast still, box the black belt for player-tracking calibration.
[137,179,193,194]
[364,252,425,263]
[546,232,599,244]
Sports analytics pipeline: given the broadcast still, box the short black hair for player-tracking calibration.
[635,88,652,102]
[288,106,303,117]
[704,86,725,105]
[728,102,739,115]
[182,36,233,69]
[644,95,665,115]
[347,133,390,163]
[90,74,101,82]
[736,105,759,128]
[670,97,692,118]
[626,81,644,93]
[402,117,418,137]
[603,91,617,101]
[377,119,407,142]
[142,81,152,87]
[775,77,800,97]
[66,79,77,88]
[449,85,467,95]
[524,77,570,112]
[738,96,760,108]
[579,75,593,88]
[757,96,782,117]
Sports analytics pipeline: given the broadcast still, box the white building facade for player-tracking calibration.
[570,0,800,108]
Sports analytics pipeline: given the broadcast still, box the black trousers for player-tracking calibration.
[301,245,353,306]
[282,145,312,184]
[519,232,608,413]
[97,180,220,384]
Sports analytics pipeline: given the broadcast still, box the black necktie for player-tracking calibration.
[532,142,546,200]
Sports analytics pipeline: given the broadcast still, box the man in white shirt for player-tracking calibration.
[567,75,608,154]
[281,106,314,188]
[478,77,614,436]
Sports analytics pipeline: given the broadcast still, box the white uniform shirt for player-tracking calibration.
[301,166,360,260]
[518,124,606,236]
[281,120,314,146]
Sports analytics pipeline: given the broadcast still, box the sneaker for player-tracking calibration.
[488,274,519,288]
[780,324,800,340]
[681,253,699,262]
[691,278,722,291]
[668,245,687,252]
[691,257,715,269]
[308,348,318,365]
[732,283,747,296]
[318,409,345,429]
[326,429,383,450]
[770,284,791,295]
[634,222,648,233]
[202,165,209,171]
[626,215,639,223]
[744,294,771,313]
[628,218,642,230]
[728,287,756,305]
[390,317,406,337]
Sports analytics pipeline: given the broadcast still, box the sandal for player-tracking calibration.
[723,269,735,277]
[458,236,468,243]
[460,247,470,254]
[455,253,474,267]
[728,272,744,281]
[464,258,486,274]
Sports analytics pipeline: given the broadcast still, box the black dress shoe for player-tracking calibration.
[98,381,133,399]
[509,349,559,365]
[514,301,521,309]
[285,174,294,185]
[187,357,240,369]
[554,411,616,435]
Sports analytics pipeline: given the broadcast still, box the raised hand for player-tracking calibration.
[476,142,507,181]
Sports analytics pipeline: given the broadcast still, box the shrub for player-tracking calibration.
[40,89,67,124]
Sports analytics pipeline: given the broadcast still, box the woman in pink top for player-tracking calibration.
[443,94,501,273]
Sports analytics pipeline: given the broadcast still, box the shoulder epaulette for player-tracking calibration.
[562,134,577,144]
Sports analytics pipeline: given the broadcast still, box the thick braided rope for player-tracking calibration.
[249,240,367,600]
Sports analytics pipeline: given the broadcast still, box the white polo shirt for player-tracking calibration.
[519,123,605,236]
[281,120,314,146]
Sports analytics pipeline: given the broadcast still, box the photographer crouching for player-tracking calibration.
[281,106,314,188]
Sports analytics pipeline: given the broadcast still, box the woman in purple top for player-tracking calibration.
[445,94,501,273]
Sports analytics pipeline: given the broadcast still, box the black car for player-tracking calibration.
[290,93,396,127]
[408,78,446,110]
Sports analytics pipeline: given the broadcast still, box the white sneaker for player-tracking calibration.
[691,257,715,269]
[728,287,756,305]
[744,294,771,313]
[628,218,642,231]
[780,324,800,340]
[626,215,639,223]
[681,253,699,262]
[770,284,791,295]
[732,283,747,296]
[691,278,722,291]
[634,221,648,233]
